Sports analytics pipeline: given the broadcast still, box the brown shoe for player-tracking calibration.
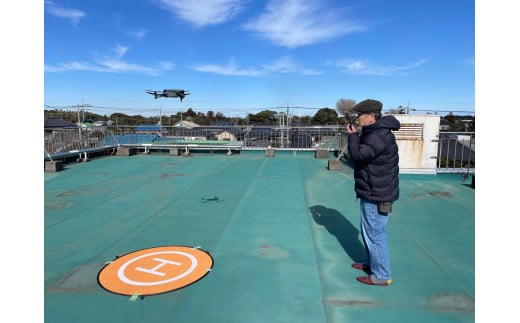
[356,275,391,286]
[351,263,370,271]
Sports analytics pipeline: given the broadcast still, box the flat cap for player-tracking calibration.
[351,99,382,114]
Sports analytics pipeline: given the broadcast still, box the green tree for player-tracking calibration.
[247,110,277,124]
[311,108,339,125]
[467,117,475,131]
[185,108,197,119]
[444,112,456,124]
[215,112,226,121]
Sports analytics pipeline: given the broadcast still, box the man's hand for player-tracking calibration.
[346,123,357,134]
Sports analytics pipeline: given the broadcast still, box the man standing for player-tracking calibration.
[346,99,400,286]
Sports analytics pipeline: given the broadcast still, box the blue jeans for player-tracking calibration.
[360,199,392,280]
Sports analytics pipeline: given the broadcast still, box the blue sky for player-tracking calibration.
[43,0,475,118]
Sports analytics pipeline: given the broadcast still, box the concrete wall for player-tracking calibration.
[393,114,440,174]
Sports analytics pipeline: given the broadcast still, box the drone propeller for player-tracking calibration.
[145,90,161,99]
[146,89,189,100]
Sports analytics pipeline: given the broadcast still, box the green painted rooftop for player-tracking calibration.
[43,150,475,322]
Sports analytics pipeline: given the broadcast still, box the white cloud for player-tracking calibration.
[263,56,298,73]
[45,1,86,26]
[113,44,128,59]
[156,0,244,27]
[330,58,428,76]
[194,56,321,76]
[44,45,172,76]
[128,29,150,40]
[94,59,160,76]
[44,60,161,76]
[160,61,176,70]
[45,61,101,73]
[263,56,322,75]
[243,0,364,48]
[194,60,265,77]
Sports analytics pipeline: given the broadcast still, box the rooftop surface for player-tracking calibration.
[44,150,475,322]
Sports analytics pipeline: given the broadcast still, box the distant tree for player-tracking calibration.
[335,98,357,117]
[444,112,456,124]
[169,114,181,124]
[468,117,475,131]
[109,113,126,124]
[108,113,148,125]
[248,110,277,124]
[312,108,339,125]
[215,112,226,121]
[299,115,312,126]
[234,118,247,126]
[291,115,312,126]
[443,113,470,131]
[185,108,197,118]
[192,112,209,125]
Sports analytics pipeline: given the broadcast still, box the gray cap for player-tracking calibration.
[351,99,382,114]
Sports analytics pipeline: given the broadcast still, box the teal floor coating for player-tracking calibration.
[44,151,475,322]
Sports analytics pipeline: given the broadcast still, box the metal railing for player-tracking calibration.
[436,132,475,173]
[44,126,343,159]
[44,126,475,174]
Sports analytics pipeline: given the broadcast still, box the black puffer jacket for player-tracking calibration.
[347,115,400,202]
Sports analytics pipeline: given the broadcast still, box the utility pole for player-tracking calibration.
[405,102,416,114]
[286,103,290,148]
[76,102,92,148]
[286,103,290,126]
[155,107,162,125]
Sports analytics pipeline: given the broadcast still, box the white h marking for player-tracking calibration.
[135,258,182,277]
[118,251,198,286]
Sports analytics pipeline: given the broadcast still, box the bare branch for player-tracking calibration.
[335,98,357,116]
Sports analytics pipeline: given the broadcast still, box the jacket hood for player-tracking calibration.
[370,115,400,131]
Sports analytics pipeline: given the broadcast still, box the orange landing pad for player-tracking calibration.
[98,246,214,296]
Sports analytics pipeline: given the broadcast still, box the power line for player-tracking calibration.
[44,104,475,117]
